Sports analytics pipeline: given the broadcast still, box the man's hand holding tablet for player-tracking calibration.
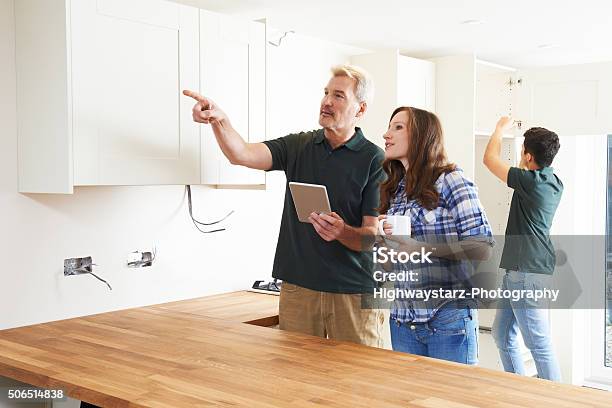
[309,212,346,242]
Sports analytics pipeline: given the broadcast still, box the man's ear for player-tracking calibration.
[356,101,367,118]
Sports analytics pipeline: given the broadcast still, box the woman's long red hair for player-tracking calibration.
[378,107,456,214]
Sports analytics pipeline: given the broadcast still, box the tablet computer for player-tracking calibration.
[288,182,331,223]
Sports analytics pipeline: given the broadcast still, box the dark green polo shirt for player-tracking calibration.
[263,128,384,293]
[500,166,563,274]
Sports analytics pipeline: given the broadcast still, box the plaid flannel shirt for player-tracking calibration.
[387,169,494,323]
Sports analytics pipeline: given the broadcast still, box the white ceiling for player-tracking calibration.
[175,0,612,68]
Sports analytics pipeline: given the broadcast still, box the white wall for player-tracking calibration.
[0,0,366,330]
[549,134,608,385]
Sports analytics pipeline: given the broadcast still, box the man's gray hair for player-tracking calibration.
[330,64,374,105]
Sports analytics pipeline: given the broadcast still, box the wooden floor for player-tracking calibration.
[0,291,610,407]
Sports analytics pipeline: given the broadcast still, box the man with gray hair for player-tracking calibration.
[183,65,387,347]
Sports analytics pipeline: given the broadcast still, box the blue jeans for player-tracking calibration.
[390,305,478,365]
[492,270,561,381]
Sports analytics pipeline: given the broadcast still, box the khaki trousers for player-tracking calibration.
[279,282,391,349]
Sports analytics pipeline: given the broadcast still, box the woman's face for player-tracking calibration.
[383,110,410,168]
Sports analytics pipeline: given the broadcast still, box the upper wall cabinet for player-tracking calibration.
[432,55,519,180]
[15,0,266,193]
[16,0,200,193]
[199,10,266,186]
[351,50,435,149]
[433,55,612,181]
[513,62,612,137]
[71,0,200,188]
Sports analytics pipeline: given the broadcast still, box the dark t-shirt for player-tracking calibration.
[262,128,385,293]
[500,166,563,274]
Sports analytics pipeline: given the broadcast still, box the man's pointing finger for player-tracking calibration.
[183,89,211,107]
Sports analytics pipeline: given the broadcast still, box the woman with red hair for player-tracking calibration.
[378,106,494,364]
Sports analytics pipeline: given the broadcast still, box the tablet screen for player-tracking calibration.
[288,182,331,223]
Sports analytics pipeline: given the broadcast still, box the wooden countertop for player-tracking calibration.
[153,291,280,327]
[0,291,610,407]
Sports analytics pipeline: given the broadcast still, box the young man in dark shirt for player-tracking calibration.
[483,116,563,381]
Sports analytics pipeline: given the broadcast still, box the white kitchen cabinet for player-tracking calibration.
[16,0,200,193]
[431,56,519,180]
[432,56,612,180]
[350,50,435,149]
[474,61,523,135]
[16,0,267,193]
[199,10,266,186]
[513,61,612,137]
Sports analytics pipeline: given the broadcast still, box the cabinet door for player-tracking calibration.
[431,55,476,180]
[475,71,514,134]
[71,0,200,186]
[200,10,266,185]
[514,62,612,136]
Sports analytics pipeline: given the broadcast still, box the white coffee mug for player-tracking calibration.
[379,214,411,236]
